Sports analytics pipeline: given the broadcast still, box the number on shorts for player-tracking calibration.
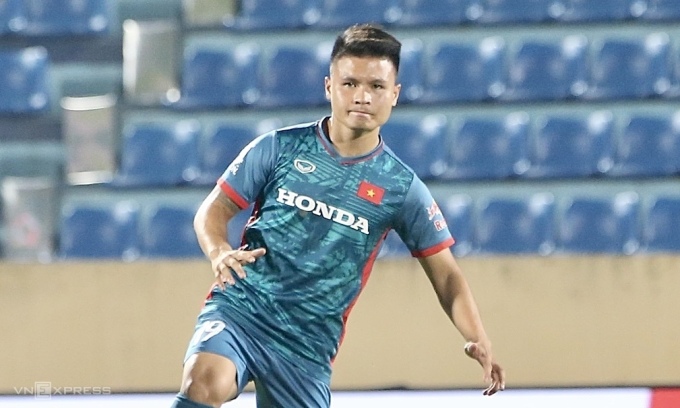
[189,320,226,346]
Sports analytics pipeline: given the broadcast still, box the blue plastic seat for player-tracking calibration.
[610,113,680,177]
[314,0,400,28]
[422,38,506,103]
[643,197,680,252]
[175,44,261,109]
[641,0,680,22]
[114,120,202,187]
[445,112,530,180]
[230,0,321,30]
[143,204,203,258]
[549,0,643,22]
[476,194,556,255]
[196,122,258,185]
[586,33,673,100]
[0,0,26,34]
[23,0,111,36]
[0,47,50,114]
[465,0,553,24]
[256,44,329,108]
[60,201,140,259]
[381,114,449,180]
[394,0,467,27]
[503,36,588,101]
[438,193,473,257]
[397,39,425,103]
[558,192,640,254]
[525,111,615,179]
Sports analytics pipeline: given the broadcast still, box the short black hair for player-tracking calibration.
[330,24,401,74]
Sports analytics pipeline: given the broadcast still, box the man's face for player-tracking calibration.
[325,56,401,134]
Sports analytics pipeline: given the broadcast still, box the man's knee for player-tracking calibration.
[180,352,239,406]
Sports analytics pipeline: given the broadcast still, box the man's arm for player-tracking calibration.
[194,185,266,289]
[418,249,505,395]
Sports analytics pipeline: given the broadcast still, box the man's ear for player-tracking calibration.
[324,76,331,100]
[392,83,401,106]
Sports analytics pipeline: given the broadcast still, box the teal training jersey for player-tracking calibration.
[204,117,454,379]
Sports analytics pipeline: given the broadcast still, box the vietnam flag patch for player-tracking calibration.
[357,180,385,205]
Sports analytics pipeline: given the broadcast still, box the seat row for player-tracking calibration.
[2,31,679,114]
[58,199,252,260]
[186,0,680,31]
[3,0,680,38]
[174,33,680,110]
[0,0,111,36]
[109,109,680,188]
[58,192,680,260]
[381,192,680,257]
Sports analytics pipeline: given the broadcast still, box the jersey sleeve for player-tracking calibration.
[393,177,455,257]
[218,131,278,210]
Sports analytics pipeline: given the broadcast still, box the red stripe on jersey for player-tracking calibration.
[651,388,680,408]
[332,231,388,363]
[411,237,455,258]
[218,179,249,210]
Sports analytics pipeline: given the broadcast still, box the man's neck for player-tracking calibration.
[325,117,380,157]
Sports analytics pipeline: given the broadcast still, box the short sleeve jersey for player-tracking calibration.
[205,117,453,379]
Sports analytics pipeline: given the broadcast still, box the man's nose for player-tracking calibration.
[353,87,371,104]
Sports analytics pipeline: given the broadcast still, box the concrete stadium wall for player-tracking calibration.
[0,256,678,393]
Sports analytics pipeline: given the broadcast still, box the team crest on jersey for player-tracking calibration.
[294,159,316,174]
[276,188,369,234]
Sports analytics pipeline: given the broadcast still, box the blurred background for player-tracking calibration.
[0,0,679,406]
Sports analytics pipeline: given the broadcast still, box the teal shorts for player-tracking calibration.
[184,312,331,408]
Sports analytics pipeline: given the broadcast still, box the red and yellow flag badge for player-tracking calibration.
[357,180,385,205]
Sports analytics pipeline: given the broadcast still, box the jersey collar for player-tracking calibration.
[315,116,384,165]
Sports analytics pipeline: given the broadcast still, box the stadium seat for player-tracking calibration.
[444,112,530,180]
[175,44,261,109]
[0,0,25,34]
[380,114,449,180]
[438,193,473,257]
[422,38,506,103]
[314,0,400,28]
[503,36,588,101]
[549,0,643,22]
[0,47,50,114]
[397,39,425,104]
[114,120,202,187]
[142,204,204,258]
[610,112,680,177]
[177,43,261,107]
[196,122,258,186]
[59,201,140,259]
[558,192,640,254]
[23,0,111,36]
[475,194,556,255]
[256,43,329,108]
[394,0,467,27]
[586,33,672,100]
[641,0,680,22]
[525,110,615,179]
[643,197,680,252]
[465,0,553,24]
[230,0,321,30]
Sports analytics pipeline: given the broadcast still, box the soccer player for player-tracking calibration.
[171,24,505,408]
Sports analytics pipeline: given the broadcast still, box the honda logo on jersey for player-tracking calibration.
[276,188,369,234]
